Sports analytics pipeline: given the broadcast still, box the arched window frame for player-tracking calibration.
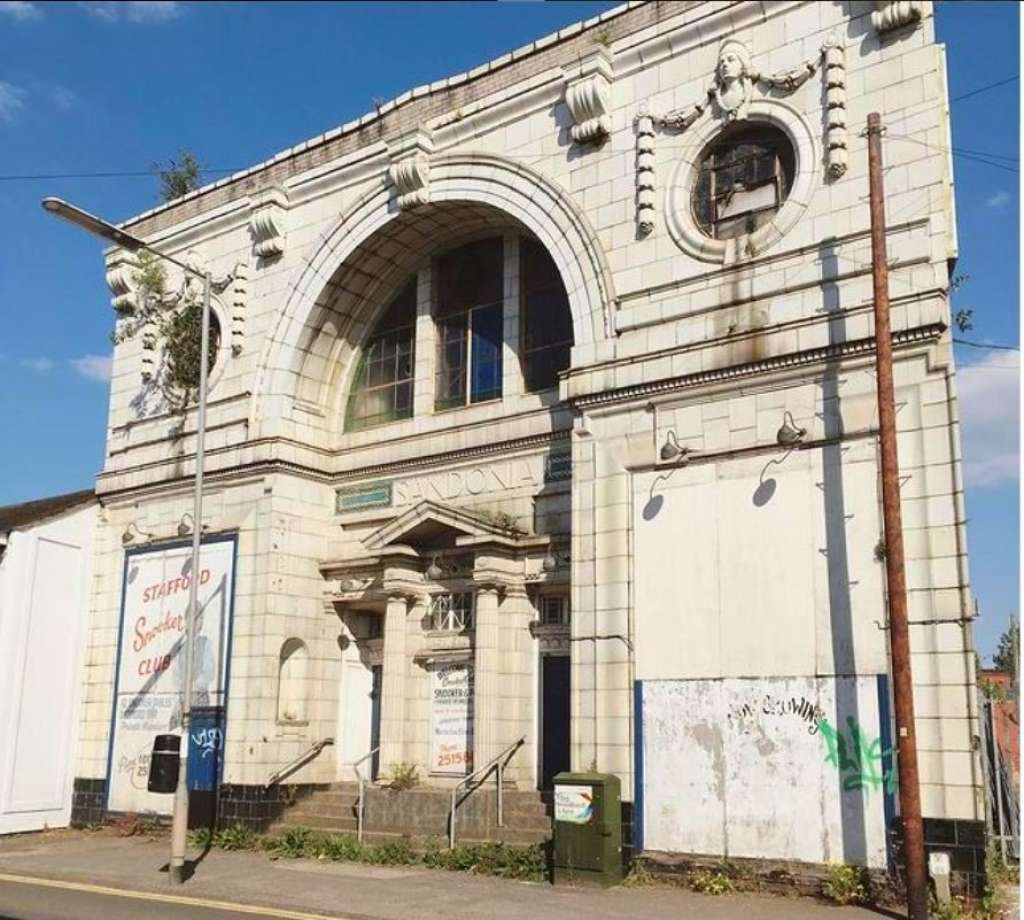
[277,638,310,725]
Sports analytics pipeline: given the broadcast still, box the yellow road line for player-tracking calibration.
[0,872,355,920]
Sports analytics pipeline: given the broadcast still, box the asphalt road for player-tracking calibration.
[0,877,348,920]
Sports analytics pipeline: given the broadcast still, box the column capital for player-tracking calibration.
[382,580,422,605]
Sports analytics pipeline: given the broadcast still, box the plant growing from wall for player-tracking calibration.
[111,250,219,410]
[473,508,527,536]
[385,762,420,791]
[155,149,203,202]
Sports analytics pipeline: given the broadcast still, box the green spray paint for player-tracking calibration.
[817,717,896,795]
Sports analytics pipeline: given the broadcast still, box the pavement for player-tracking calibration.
[0,830,895,920]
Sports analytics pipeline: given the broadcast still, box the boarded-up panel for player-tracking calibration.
[640,676,892,867]
[633,444,888,682]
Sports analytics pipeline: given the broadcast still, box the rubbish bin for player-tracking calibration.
[552,772,622,887]
[147,734,180,794]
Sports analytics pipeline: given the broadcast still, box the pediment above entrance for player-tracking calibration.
[361,500,546,554]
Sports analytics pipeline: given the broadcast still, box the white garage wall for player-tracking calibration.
[0,504,96,834]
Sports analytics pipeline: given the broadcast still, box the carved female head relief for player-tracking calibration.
[713,39,754,121]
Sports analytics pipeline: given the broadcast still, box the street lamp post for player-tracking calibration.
[42,197,212,885]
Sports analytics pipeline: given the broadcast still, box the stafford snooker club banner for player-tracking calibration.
[107,536,237,814]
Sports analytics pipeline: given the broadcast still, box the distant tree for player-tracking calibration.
[992,616,1019,676]
[154,150,202,202]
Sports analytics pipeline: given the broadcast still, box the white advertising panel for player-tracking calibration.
[107,537,236,814]
[554,786,594,825]
[430,661,473,774]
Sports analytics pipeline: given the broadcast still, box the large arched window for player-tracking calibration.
[521,238,573,392]
[435,238,504,410]
[343,234,574,430]
[345,282,416,430]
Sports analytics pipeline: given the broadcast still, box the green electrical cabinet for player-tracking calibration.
[551,772,622,886]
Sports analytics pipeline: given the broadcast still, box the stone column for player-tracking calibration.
[472,585,502,772]
[498,585,532,785]
[379,594,409,774]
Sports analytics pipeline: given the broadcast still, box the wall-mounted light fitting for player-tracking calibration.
[659,429,692,463]
[177,513,194,537]
[776,411,807,446]
[121,520,156,545]
[542,549,558,572]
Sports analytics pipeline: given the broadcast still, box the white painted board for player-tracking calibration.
[640,675,892,867]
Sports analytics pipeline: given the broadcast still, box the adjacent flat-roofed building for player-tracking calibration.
[70,0,985,888]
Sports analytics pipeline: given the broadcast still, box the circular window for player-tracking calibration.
[691,123,796,241]
[164,300,222,398]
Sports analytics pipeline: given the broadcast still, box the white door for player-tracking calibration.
[338,657,375,778]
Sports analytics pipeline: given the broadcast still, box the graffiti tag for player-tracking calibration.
[817,717,895,795]
[727,695,826,734]
[191,727,224,759]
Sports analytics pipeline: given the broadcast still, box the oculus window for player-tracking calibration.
[346,282,416,430]
[521,238,573,392]
[692,123,795,240]
[435,238,504,410]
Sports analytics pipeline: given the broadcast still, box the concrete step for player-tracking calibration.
[276,814,359,833]
[357,828,551,848]
[270,783,553,845]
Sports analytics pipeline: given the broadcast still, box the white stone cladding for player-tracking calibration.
[75,0,979,862]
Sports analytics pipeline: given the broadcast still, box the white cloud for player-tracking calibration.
[0,82,26,123]
[70,354,113,382]
[20,356,54,372]
[958,350,1020,489]
[49,85,77,111]
[986,190,1012,209]
[77,1,181,23]
[0,2,40,20]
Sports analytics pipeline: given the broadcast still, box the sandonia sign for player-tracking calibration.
[430,661,474,775]
[107,537,237,814]
[335,452,571,515]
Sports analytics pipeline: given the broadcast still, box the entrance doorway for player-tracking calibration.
[540,655,570,789]
[369,664,382,780]
[340,659,382,781]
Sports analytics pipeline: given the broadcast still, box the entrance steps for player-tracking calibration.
[272,782,552,846]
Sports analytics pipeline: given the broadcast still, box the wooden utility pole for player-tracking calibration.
[866,111,928,920]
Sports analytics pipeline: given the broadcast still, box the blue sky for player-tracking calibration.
[0,1,1018,658]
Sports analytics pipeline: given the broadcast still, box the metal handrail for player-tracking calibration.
[449,736,525,849]
[353,745,380,843]
[265,737,333,789]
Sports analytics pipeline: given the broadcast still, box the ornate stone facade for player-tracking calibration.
[74,0,980,880]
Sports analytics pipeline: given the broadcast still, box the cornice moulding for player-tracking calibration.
[569,324,947,411]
